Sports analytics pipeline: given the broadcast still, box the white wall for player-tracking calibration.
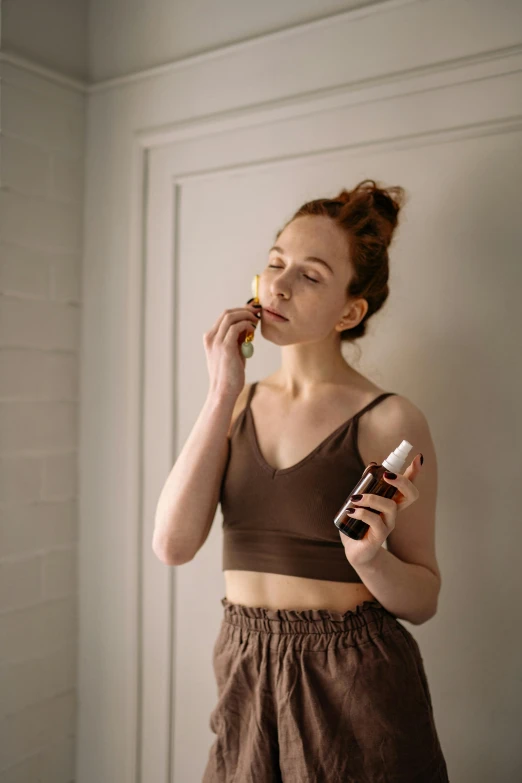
[0,10,86,781]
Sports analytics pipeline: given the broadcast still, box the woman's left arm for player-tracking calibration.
[340,397,442,625]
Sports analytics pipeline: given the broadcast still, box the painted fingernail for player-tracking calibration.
[350,494,363,501]
[419,453,424,466]
[346,508,355,514]
[384,471,397,479]
[246,297,254,304]
[253,304,262,309]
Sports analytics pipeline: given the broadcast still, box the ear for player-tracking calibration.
[338,298,369,331]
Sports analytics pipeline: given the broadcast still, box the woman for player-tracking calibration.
[153,180,449,782]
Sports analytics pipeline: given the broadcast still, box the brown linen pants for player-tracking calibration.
[202,597,449,783]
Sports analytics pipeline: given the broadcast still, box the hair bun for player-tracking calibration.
[339,179,406,247]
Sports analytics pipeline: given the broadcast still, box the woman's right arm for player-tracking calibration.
[152,301,260,565]
[152,386,249,565]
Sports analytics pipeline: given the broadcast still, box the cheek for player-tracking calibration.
[314,293,340,318]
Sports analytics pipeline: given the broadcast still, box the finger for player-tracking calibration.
[382,469,419,504]
[222,319,258,350]
[402,453,423,483]
[348,497,397,530]
[349,493,396,515]
[246,298,262,316]
[345,505,391,535]
[208,308,245,341]
[216,310,259,344]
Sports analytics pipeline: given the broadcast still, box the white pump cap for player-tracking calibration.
[382,440,413,473]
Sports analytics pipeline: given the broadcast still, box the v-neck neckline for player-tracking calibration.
[246,382,394,477]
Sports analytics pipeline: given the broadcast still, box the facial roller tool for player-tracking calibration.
[241,274,259,359]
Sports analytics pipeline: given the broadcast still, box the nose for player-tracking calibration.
[267,267,292,300]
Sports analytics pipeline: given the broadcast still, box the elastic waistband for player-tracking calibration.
[220,597,399,637]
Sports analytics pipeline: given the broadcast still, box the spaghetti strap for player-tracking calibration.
[352,392,397,420]
[228,382,258,441]
[245,381,258,409]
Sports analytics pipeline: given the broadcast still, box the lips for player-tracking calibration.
[264,307,288,320]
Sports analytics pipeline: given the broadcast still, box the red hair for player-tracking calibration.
[275,179,407,342]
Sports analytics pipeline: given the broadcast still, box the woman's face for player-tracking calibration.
[258,214,362,345]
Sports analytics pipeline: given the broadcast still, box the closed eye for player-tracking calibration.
[268,264,320,284]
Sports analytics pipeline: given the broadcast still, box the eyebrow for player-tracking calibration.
[268,246,334,275]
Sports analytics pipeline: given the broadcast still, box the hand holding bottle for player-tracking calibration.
[204,301,261,399]
[338,453,423,568]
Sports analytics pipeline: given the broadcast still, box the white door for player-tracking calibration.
[140,60,522,781]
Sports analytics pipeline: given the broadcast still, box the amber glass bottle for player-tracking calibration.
[333,440,413,540]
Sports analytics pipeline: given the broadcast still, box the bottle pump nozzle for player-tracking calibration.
[382,440,412,474]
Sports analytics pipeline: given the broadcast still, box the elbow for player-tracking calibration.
[428,594,440,622]
[151,534,194,566]
[414,592,440,626]
[415,571,441,625]
[413,602,438,626]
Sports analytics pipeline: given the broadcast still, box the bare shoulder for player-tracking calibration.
[373,392,430,431]
[227,382,253,438]
[358,392,433,467]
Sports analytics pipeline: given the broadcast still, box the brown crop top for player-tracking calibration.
[219,382,397,583]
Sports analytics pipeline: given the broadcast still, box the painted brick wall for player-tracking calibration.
[0,62,85,782]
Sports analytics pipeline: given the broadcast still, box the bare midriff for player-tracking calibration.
[224,570,376,612]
